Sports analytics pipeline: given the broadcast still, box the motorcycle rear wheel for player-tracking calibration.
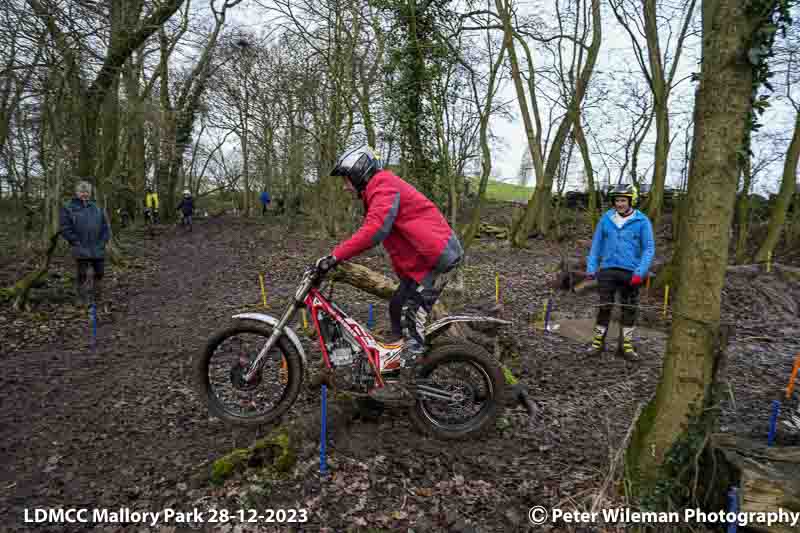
[408,341,504,440]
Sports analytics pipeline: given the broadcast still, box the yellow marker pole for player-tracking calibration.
[495,273,500,304]
[767,251,772,273]
[258,273,267,308]
[645,275,651,297]
[302,308,309,330]
[663,285,670,318]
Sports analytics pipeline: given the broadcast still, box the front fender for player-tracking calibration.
[232,313,308,369]
[425,315,512,339]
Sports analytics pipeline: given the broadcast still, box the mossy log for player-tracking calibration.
[206,389,360,486]
[478,223,508,239]
[1,232,61,310]
[708,433,800,533]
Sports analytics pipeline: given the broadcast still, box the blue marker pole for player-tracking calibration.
[320,384,328,477]
[768,400,780,446]
[367,304,374,330]
[544,297,552,332]
[727,487,738,533]
[90,304,97,350]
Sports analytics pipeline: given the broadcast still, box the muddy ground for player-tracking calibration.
[1,207,799,533]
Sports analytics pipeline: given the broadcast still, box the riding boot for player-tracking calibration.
[588,325,607,355]
[621,327,639,359]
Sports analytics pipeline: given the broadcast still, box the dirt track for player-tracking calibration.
[1,214,798,532]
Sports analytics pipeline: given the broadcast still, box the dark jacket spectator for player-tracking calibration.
[60,185,110,259]
[177,193,194,216]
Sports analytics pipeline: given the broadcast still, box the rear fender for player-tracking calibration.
[424,315,512,340]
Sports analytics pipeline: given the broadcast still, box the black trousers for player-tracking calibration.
[389,266,458,344]
[76,258,105,301]
[596,268,640,328]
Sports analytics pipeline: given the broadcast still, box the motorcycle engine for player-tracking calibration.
[318,313,358,366]
[329,337,356,366]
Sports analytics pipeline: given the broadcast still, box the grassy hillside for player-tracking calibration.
[469,177,533,203]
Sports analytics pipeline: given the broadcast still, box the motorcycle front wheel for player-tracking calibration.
[194,321,303,426]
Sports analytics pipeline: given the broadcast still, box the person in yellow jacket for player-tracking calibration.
[145,188,159,224]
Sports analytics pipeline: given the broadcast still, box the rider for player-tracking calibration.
[145,187,159,223]
[585,183,655,359]
[176,189,194,231]
[315,145,463,399]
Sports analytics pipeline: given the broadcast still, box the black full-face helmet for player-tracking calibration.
[330,145,383,193]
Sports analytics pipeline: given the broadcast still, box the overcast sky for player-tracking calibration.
[219,0,797,195]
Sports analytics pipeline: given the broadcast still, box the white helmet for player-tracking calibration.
[183,190,190,196]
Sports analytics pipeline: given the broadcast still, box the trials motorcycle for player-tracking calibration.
[194,260,513,440]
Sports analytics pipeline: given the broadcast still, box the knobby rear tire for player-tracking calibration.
[408,341,504,440]
[194,321,303,426]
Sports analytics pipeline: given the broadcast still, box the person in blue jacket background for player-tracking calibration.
[60,180,110,308]
[585,183,655,358]
[260,190,271,215]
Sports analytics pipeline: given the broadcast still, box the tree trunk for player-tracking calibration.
[646,103,669,227]
[573,117,598,229]
[625,0,759,492]
[735,151,754,264]
[641,0,669,228]
[755,110,800,263]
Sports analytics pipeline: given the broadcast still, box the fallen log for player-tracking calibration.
[709,433,800,533]
[0,232,61,310]
[478,223,508,239]
[726,263,800,283]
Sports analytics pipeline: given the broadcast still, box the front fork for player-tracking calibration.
[244,303,300,382]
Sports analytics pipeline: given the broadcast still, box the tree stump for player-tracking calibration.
[708,433,800,533]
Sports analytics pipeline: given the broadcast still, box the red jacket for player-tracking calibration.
[332,170,460,283]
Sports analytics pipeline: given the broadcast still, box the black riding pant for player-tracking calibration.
[389,265,459,344]
[76,258,105,301]
[596,268,640,328]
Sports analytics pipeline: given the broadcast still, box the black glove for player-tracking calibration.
[315,255,338,274]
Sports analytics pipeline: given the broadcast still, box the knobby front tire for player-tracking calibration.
[194,322,303,426]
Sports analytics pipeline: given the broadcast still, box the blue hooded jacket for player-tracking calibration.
[587,209,655,277]
[260,191,271,205]
[60,198,110,259]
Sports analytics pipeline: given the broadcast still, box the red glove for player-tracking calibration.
[630,274,643,286]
